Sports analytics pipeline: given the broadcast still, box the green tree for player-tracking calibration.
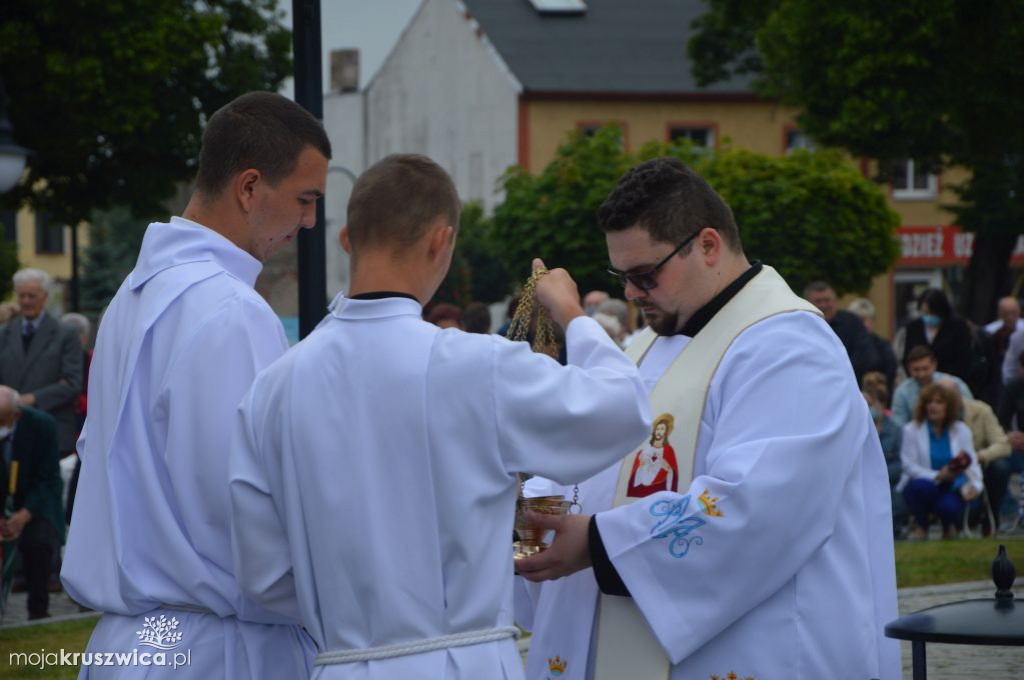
[0,237,18,300]
[698,148,900,295]
[491,126,899,297]
[0,0,292,225]
[78,208,149,316]
[492,125,636,294]
[689,0,1024,323]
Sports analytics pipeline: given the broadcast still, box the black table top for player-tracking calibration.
[885,598,1024,646]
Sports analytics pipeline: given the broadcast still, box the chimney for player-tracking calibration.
[330,49,360,93]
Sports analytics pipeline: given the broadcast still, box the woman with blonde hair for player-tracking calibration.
[897,382,983,539]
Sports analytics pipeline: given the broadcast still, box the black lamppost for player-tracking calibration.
[291,0,327,340]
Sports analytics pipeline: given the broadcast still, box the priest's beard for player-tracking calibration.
[643,308,682,336]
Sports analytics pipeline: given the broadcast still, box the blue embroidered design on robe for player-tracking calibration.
[649,494,706,558]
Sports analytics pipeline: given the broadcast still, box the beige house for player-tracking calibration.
[2,205,86,312]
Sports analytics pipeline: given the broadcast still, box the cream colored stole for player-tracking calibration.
[592,265,820,680]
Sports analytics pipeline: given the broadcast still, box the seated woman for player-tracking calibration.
[897,382,983,540]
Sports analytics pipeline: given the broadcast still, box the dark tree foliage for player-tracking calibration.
[0,238,18,300]
[689,0,1024,322]
[78,208,149,317]
[492,125,636,295]
[0,0,292,225]
[434,201,515,307]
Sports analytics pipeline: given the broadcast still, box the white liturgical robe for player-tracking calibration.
[61,218,312,678]
[519,311,900,679]
[228,293,652,680]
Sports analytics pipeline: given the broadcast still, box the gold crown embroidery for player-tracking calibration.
[548,655,568,674]
[699,488,723,517]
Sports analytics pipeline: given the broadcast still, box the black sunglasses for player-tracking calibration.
[607,230,700,290]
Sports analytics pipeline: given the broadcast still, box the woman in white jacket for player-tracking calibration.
[898,382,983,539]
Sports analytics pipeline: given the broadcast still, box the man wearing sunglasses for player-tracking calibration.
[516,157,900,679]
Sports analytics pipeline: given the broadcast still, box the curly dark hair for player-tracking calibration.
[596,157,742,251]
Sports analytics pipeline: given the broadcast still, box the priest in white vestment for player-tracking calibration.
[61,93,331,678]
[228,154,652,680]
[515,157,900,680]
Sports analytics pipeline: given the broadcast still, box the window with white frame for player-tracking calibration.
[890,158,938,199]
[669,126,715,150]
[785,129,815,154]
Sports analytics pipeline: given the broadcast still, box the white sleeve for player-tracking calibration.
[229,384,302,621]
[492,316,652,485]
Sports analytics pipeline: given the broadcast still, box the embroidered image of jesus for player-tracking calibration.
[627,413,678,498]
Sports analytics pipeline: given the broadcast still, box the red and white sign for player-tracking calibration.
[897,226,1024,266]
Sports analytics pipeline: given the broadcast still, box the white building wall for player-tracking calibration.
[322,92,365,298]
[365,0,520,213]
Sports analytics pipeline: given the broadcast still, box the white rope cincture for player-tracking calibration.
[159,603,216,615]
[314,626,521,666]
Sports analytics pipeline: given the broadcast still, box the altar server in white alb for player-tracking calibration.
[61,92,330,678]
[515,157,900,679]
[228,153,652,679]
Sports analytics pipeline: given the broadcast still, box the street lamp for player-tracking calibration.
[0,97,28,193]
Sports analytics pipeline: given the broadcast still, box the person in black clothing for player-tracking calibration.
[848,297,897,398]
[901,287,973,383]
[804,281,879,383]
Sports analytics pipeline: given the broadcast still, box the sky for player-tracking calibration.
[276,0,423,98]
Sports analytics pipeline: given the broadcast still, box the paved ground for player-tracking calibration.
[1,586,98,629]
[4,580,1023,678]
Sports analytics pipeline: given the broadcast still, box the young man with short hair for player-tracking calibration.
[62,91,331,678]
[228,153,651,679]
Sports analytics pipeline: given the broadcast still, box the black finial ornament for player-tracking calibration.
[992,544,1016,600]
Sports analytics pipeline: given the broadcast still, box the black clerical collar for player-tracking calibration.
[677,261,763,337]
[349,291,420,302]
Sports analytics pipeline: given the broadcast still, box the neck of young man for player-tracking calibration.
[348,256,432,305]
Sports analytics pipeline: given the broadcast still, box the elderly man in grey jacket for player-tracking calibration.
[0,268,82,456]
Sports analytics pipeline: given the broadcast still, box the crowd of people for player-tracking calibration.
[806,284,1024,540]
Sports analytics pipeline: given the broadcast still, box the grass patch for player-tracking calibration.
[0,617,97,678]
[895,536,1024,589]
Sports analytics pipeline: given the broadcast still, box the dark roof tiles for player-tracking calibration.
[462,0,754,94]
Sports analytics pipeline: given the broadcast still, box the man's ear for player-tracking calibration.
[235,168,262,212]
[427,222,455,261]
[340,226,352,254]
[698,227,722,266]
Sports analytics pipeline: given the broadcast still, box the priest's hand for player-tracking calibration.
[532,258,584,330]
[515,511,591,582]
